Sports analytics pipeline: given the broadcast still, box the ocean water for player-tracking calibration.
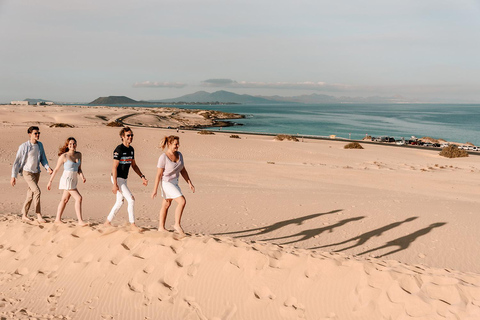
[177,103,480,145]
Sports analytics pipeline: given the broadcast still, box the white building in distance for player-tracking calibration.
[11,101,29,105]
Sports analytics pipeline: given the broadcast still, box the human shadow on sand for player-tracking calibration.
[310,217,419,252]
[263,216,365,245]
[213,210,342,238]
[356,222,447,258]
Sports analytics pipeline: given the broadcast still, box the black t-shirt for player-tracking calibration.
[113,144,134,179]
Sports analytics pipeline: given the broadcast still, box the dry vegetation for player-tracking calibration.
[197,130,215,135]
[344,142,364,149]
[106,121,124,127]
[439,145,469,158]
[49,123,74,128]
[275,134,299,142]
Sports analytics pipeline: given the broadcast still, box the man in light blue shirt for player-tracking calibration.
[11,126,53,223]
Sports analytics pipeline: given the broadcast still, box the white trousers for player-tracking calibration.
[107,177,135,223]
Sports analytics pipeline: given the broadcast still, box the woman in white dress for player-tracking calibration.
[47,137,87,225]
[151,135,195,236]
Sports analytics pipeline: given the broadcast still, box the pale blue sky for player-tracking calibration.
[1,0,480,103]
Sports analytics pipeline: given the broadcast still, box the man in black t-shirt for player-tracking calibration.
[104,127,148,228]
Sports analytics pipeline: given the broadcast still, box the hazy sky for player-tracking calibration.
[1,0,480,103]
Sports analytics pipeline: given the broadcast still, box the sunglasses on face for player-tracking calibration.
[33,132,41,135]
[126,134,134,137]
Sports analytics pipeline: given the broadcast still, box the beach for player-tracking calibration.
[1,104,480,319]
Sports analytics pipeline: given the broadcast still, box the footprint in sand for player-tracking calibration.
[283,297,306,318]
[175,253,195,268]
[253,286,276,300]
[46,288,64,311]
[147,279,177,301]
[109,251,129,265]
[143,265,155,274]
[56,249,73,259]
[14,268,29,276]
[127,277,144,293]
[74,253,94,264]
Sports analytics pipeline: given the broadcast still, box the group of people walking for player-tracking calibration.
[11,126,194,236]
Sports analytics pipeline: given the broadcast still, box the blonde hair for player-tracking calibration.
[58,137,77,156]
[160,135,179,150]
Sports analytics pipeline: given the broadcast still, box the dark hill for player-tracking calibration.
[89,96,139,105]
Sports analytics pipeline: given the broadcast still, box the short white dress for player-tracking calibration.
[59,160,80,190]
[158,153,184,199]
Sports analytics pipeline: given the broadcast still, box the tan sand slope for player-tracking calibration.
[1,216,479,320]
[2,104,480,319]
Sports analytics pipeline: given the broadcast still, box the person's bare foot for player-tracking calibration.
[173,225,186,238]
[103,220,112,227]
[21,215,33,223]
[158,227,169,233]
[36,214,46,223]
[78,221,89,227]
[54,219,66,224]
[130,223,143,232]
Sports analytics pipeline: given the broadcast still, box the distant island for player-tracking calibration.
[148,90,419,104]
[89,95,240,105]
[22,91,424,106]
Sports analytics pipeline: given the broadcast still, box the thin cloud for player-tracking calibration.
[133,81,187,88]
[201,79,350,91]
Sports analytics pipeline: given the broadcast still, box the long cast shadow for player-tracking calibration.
[357,222,447,257]
[263,216,365,245]
[213,209,342,238]
[310,217,418,252]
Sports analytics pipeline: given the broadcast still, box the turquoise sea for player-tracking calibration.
[178,103,480,145]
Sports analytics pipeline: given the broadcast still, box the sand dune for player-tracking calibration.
[1,104,480,319]
[1,216,479,320]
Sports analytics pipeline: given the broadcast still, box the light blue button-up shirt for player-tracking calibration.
[11,140,50,178]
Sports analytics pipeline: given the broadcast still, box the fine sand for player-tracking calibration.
[1,104,480,319]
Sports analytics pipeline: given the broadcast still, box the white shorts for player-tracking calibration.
[161,178,183,199]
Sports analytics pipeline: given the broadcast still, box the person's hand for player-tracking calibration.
[142,177,148,186]
[47,181,52,191]
[112,184,119,194]
[47,168,53,174]
[151,191,157,199]
[83,177,86,183]
[189,182,195,193]
[11,177,16,187]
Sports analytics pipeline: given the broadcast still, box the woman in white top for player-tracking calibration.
[151,135,195,236]
[47,137,87,226]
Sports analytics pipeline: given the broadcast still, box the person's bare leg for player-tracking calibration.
[55,191,70,223]
[69,190,86,226]
[158,199,171,231]
[173,196,186,236]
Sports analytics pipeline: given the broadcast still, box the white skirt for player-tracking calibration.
[59,171,78,190]
[161,178,183,199]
